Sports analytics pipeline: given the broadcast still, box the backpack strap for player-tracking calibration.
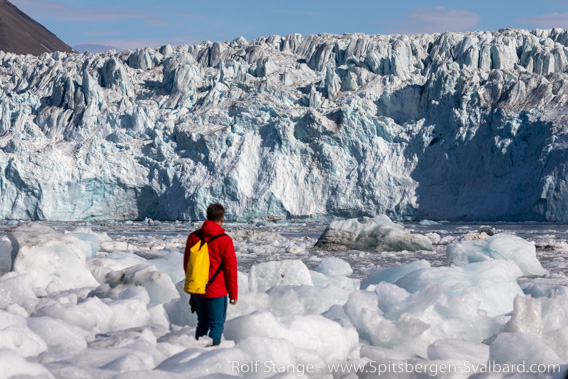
[194,229,205,248]
[207,233,227,243]
[207,263,224,287]
[206,233,227,287]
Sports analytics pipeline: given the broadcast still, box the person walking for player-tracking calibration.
[183,203,238,346]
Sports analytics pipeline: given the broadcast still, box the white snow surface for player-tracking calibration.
[0,220,566,378]
[4,30,568,221]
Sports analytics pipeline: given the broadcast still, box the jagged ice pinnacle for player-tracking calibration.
[2,29,568,221]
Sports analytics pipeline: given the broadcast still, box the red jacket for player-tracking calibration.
[183,220,238,300]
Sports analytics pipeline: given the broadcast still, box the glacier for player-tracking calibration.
[3,29,568,221]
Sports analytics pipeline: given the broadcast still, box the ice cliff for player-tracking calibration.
[2,28,568,221]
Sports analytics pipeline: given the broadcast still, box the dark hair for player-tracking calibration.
[206,203,225,222]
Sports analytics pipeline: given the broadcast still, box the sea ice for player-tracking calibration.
[394,260,524,316]
[238,271,249,294]
[447,234,547,276]
[314,257,353,276]
[311,257,360,290]
[105,298,152,331]
[373,215,403,228]
[149,251,184,284]
[315,216,433,252]
[89,251,149,282]
[521,282,568,298]
[310,270,360,290]
[0,310,47,357]
[33,296,114,334]
[248,260,313,292]
[501,294,568,360]
[157,346,250,375]
[7,223,99,295]
[235,336,296,379]
[224,311,358,364]
[490,332,562,368]
[266,284,352,316]
[103,264,179,304]
[66,228,104,258]
[361,260,431,289]
[0,349,53,378]
[427,338,489,363]
[343,284,506,357]
[0,272,37,311]
[26,316,87,353]
[162,281,196,328]
[40,343,159,374]
[0,221,566,376]
[419,220,441,225]
[230,228,285,243]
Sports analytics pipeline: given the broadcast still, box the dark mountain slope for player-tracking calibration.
[0,0,74,55]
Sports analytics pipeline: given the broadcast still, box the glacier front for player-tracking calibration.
[2,29,568,221]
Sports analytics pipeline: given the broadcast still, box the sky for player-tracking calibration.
[10,0,568,53]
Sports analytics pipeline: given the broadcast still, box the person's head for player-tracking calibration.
[206,203,225,224]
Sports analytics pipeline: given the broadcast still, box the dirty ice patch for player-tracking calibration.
[315,216,433,252]
[447,234,547,276]
[0,235,12,273]
[7,223,99,295]
[89,251,148,283]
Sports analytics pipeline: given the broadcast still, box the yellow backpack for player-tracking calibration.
[184,232,226,294]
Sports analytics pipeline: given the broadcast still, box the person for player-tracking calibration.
[183,203,238,346]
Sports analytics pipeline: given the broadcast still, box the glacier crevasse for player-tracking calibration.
[2,29,568,220]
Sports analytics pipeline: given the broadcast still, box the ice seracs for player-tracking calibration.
[4,29,568,221]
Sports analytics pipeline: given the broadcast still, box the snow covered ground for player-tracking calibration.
[0,219,567,378]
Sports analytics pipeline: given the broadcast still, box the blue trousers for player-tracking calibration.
[193,296,227,344]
